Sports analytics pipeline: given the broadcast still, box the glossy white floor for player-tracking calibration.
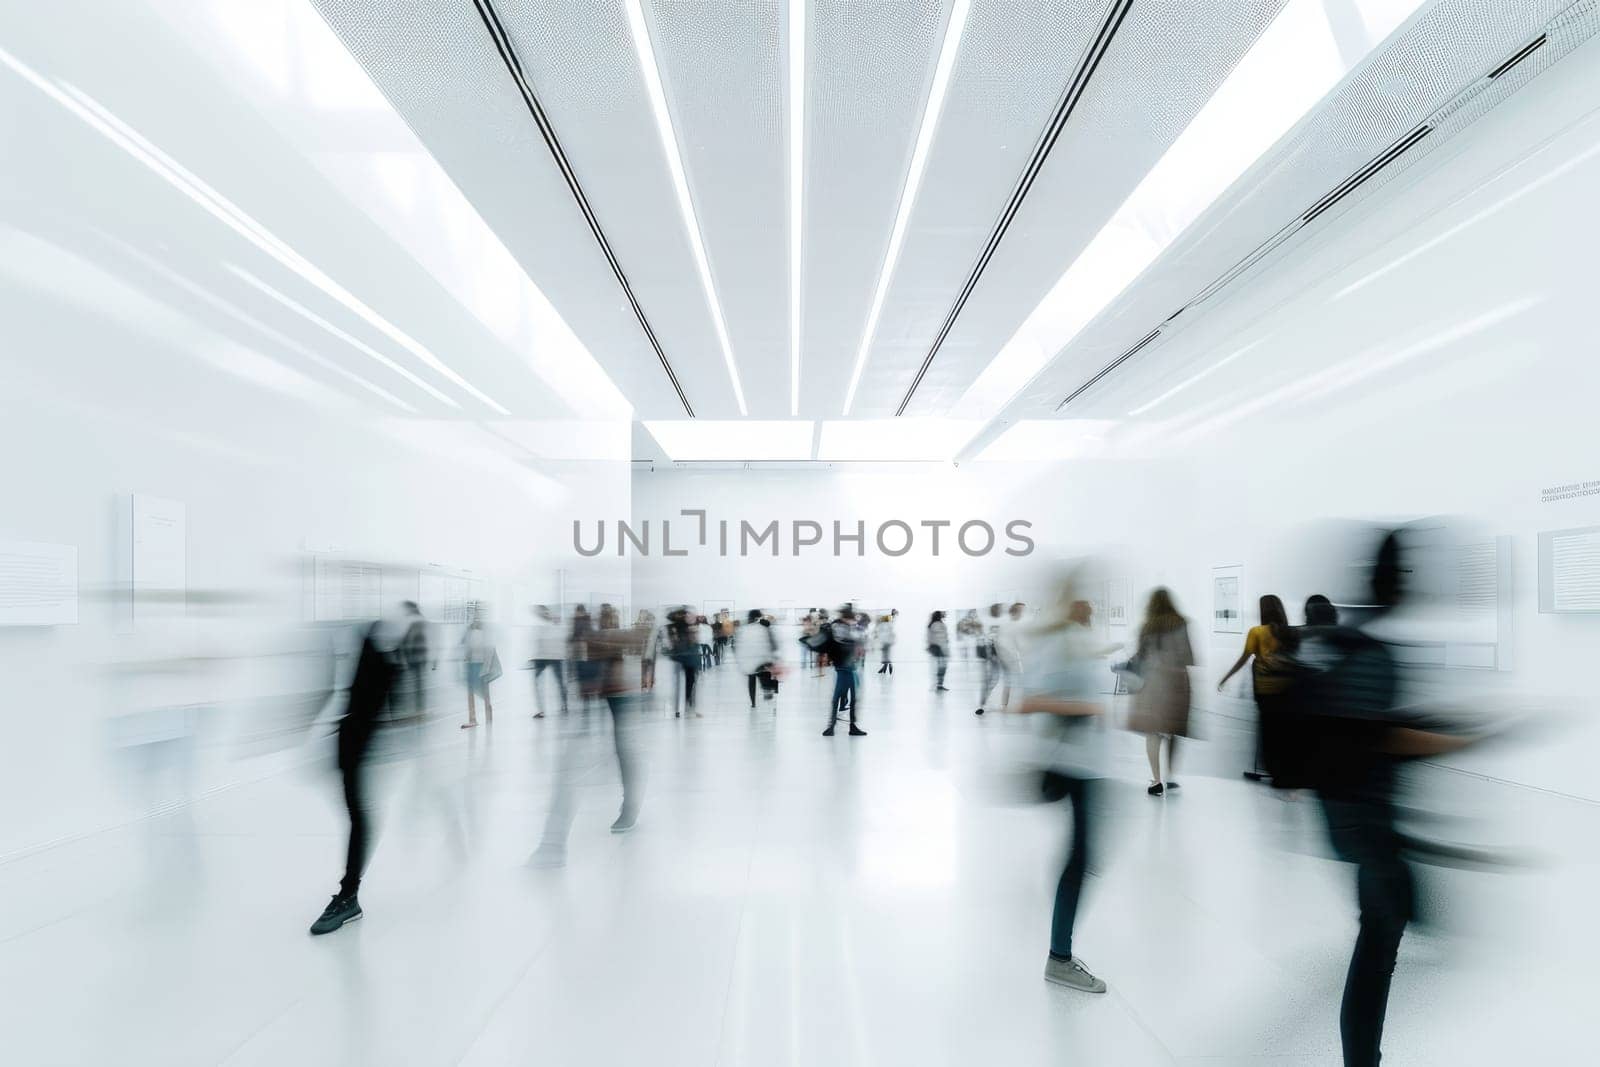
[1,654,1591,1066]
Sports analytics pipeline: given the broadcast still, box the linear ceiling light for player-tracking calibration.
[643,420,814,461]
[623,0,747,415]
[973,419,1117,462]
[954,0,1426,422]
[817,418,982,462]
[227,264,457,409]
[840,0,971,416]
[788,0,806,416]
[0,44,510,415]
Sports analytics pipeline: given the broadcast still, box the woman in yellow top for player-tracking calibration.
[1217,595,1293,782]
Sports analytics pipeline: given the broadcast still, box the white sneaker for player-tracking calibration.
[527,843,567,868]
[1044,955,1107,993]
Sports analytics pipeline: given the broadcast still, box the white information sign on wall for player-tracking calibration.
[132,494,186,620]
[1540,526,1600,613]
[0,540,79,626]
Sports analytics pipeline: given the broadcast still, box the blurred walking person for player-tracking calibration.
[696,615,714,670]
[1271,532,1476,1067]
[976,602,1024,715]
[667,608,701,718]
[1124,588,1194,796]
[529,609,651,867]
[926,611,950,691]
[875,610,897,674]
[1217,594,1294,781]
[735,609,780,708]
[459,604,499,729]
[528,605,568,719]
[638,609,659,691]
[308,605,417,935]
[820,606,865,736]
[1017,580,1114,994]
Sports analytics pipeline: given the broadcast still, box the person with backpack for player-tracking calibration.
[1218,594,1295,781]
[309,604,420,935]
[1269,532,1476,1067]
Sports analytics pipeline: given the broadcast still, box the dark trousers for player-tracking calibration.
[542,694,643,845]
[338,753,371,899]
[829,667,858,725]
[930,648,948,687]
[531,658,567,715]
[747,672,759,707]
[1322,797,1415,1067]
[1048,774,1093,959]
[675,656,699,710]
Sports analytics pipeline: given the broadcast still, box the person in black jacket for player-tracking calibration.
[821,605,865,737]
[1274,533,1476,1067]
[309,606,419,936]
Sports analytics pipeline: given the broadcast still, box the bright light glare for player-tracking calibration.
[817,418,982,461]
[644,420,815,461]
[624,0,748,415]
[973,420,1118,462]
[954,0,1424,422]
[228,265,457,408]
[1177,298,1539,442]
[1127,339,1265,416]
[0,42,510,413]
[841,0,971,415]
[788,0,806,416]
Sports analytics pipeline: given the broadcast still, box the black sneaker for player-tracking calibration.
[848,725,867,737]
[974,707,985,716]
[822,726,835,736]
[309,894,362,936]
[1146,783,1165,797]
[1165,780,1180,790]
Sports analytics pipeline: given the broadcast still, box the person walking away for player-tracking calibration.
[1217,595,1294,781]
[1124,588,1194,796]
[735,609,780,708]
[459,606,497,729]
[667,609,701,718]
[1017,587,1117,994]
[528,609,651,866]
[821,606,865,736]
[926,611,950,691]
[309,610,411,935]
[528,605,568,718]
[876,612,897,674]
[637,610,659,692]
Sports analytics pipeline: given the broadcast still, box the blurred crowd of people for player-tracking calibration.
[278,522,1516,1066]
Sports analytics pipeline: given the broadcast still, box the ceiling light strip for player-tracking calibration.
[1054,328,1160,412]
[892,0,1134,417]
[788,0,806,417]
[0,43,511,413]
[1058,14,1584,418]
[840,0,972,416]
[470,0,695,416]
[622,0,747,415]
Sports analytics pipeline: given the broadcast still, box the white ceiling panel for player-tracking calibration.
[641,0,789,416]
[795,0,951,415]
[992,0,1576,423]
